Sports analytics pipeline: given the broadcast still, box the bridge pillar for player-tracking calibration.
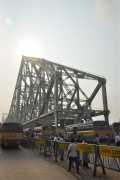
[60,120,64,128]
[54,111,58,129]
[102,82,109,123]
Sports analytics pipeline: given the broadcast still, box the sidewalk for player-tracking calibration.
[36,150,120,180]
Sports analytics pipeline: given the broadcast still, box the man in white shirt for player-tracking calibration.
[54,135,58,142]
[67,138,79,174]
[115,132,120,146]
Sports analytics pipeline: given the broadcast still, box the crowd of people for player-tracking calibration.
[22,130,120,175]
[54,133,93,173]
[52,132,120,174]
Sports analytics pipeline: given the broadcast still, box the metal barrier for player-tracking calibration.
[98,145,120,172]
[21,138,120,176]
[0,150,1,154]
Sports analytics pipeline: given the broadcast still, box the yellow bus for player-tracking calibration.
[34,125,56,138]
[65,120,111,143]
[1,122,23,147]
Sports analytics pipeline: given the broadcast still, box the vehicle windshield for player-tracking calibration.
[94,122,109,130]
[113,123,120,132]
[2,125,23,133]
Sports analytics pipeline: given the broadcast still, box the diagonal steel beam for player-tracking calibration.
[39,75,54,115]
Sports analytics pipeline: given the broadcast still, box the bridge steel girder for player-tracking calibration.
[6,55,110,128]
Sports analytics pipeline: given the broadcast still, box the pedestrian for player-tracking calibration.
[66,138,80,174]
[75,135,81,143]
[70,133,74,141]
[31,131,34,137]
[115,132,120,147]
[82,137,91,169]
[93,134,100,145]
[54,134,59,162]
[106,134,111,146]
[75,135,82,166]
[93,135,106,176]
[64,133,68,142]
[54,134,58,141]
[30,131,35,149]
[79,133,84,143]
[49,133,54,140]
[59,135,65,161]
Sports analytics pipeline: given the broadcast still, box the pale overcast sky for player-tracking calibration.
[0,0,119,124]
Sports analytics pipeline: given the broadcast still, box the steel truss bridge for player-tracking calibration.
[6,56,110,129]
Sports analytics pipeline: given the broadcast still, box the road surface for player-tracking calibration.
[0,145,119,180]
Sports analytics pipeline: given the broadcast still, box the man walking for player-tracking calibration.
[67,138,80,174]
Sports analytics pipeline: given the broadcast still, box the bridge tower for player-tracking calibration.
[6,56,110,128]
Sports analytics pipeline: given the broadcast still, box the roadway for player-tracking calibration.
[0,145,119,180]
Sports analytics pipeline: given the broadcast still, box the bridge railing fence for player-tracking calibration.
[21,138,120,176]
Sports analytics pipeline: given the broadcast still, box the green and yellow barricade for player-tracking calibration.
[99,146,120,159]
[36,140,46,146]
[77,143,94,154]
[59,143,69,150]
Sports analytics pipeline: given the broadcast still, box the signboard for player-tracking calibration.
[59,143,69,150]
[59,143,94,153]
[36,140,46,146]
[2,133,23,139]
[77,143,94,154]
[99,146,120,159]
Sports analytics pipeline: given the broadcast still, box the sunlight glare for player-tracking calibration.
[18,38,42,57]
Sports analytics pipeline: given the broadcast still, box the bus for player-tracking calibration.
[108,122,120,144]
[65,120,111,143]
[0,122,23,147]
[112,122,120,136]
[23,128,34,136]
[34,125,56,138]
